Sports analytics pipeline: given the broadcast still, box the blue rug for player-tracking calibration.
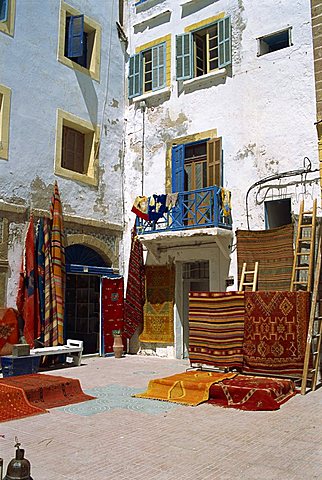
[57,384,181,416]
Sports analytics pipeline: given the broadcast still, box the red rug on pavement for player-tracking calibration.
[208,374,296,411]
[0,374,95,411]
[0,383,45,423]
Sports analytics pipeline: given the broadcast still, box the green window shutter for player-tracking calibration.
[128,53,142,98]
[176,33,193,80]
[218,16,231,68]
[152,43,166,91]
[0,0,8,22]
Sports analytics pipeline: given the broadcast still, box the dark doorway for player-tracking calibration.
[65,274,100,355]
[65,244,110,355]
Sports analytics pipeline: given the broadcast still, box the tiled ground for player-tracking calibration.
[0,355,321,480]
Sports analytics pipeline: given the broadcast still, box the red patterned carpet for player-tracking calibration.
[243,291,310,376]
[208,374,296,411]
[0,374,95,414]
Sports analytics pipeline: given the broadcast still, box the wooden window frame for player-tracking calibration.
[0,84,11,160]
[0,0,15,36]
[58,2,101,82]
[55,109,99,186]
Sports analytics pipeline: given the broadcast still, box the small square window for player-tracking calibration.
[265,198,292,229]
[55,109,99,186]
[58,2,101,81]
[258,28,292,56]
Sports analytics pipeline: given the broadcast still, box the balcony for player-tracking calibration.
[136,186,232,235]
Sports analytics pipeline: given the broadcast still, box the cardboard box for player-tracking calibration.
[12,344,30,357]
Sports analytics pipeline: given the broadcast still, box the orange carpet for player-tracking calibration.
[0,373,95,421]
[0,383,45,423]
[134,371,237,406]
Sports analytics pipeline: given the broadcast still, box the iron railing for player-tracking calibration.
[136,186,232,234]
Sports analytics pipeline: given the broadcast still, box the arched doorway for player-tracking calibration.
[65,244,112,355]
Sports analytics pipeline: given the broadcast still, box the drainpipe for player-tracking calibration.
[140,101,147,196]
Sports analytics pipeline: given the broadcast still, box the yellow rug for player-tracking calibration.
[133,371,237,406]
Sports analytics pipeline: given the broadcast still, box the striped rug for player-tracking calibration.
[236,224,294,291]
[189,291,245,368]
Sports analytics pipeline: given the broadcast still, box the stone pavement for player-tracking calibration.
[0,355,321,480]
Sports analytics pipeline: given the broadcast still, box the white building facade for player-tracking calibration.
[123,0,320,358]
[0,0,126,354]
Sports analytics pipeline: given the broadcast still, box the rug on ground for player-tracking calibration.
[208,374,297,411]
[0,373,95,421]
[0,383,45,422]
[133,371,237,406]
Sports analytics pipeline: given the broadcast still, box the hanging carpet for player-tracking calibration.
[0,374,95,410]
[123,226,145,339]
[189,291,245,369]
[236,224,294,291]
[243,291,310,376]
[0,383,45,423]
[140,265,175,344]
[208,374,297,411]
[102,276,124,354]
[133,370,237,406]
[0,308,19,356]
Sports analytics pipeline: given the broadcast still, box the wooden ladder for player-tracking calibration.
[301,224,322,394]
[290,199,317,292]
[238,262,259,292]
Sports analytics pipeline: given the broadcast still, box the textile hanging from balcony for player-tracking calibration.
[243,291,310,376]
[236,224,294,291]
[124,225,145,339]
[131,195,149,220]
[189,291,245,368]
[140,264,175,344]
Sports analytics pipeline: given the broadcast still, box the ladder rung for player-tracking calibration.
[293,281,308,285]
[242,282,254,286]
[294,266,309,270]
[313,351,318,355]
[312,333,321,338]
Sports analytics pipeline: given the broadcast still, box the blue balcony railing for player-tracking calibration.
[136,186,232,234]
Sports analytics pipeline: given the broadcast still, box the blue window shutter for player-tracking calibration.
[0,0,8,23]
[172,145,185,193]
[128,53,142,98]
[218,16,231,68]
[152,43,166,91]
[176,33,193,80]
[67,15,84,58]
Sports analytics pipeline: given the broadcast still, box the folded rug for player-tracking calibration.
[133,371,237,406]
[0,374,95,409]
[0,383,45,423]
[208,374,297,411]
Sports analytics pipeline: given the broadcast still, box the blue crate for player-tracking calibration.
[0,355,41,377]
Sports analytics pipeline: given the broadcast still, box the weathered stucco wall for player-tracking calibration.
[124,0,320,285]
[0,0,125,305]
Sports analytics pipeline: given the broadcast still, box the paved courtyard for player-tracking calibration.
[0,355,321,480]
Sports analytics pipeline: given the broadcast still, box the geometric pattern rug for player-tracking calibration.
[243,291,310,376]
[58,384,181,416]
[140,265,175,344]
[208,374,297,411]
